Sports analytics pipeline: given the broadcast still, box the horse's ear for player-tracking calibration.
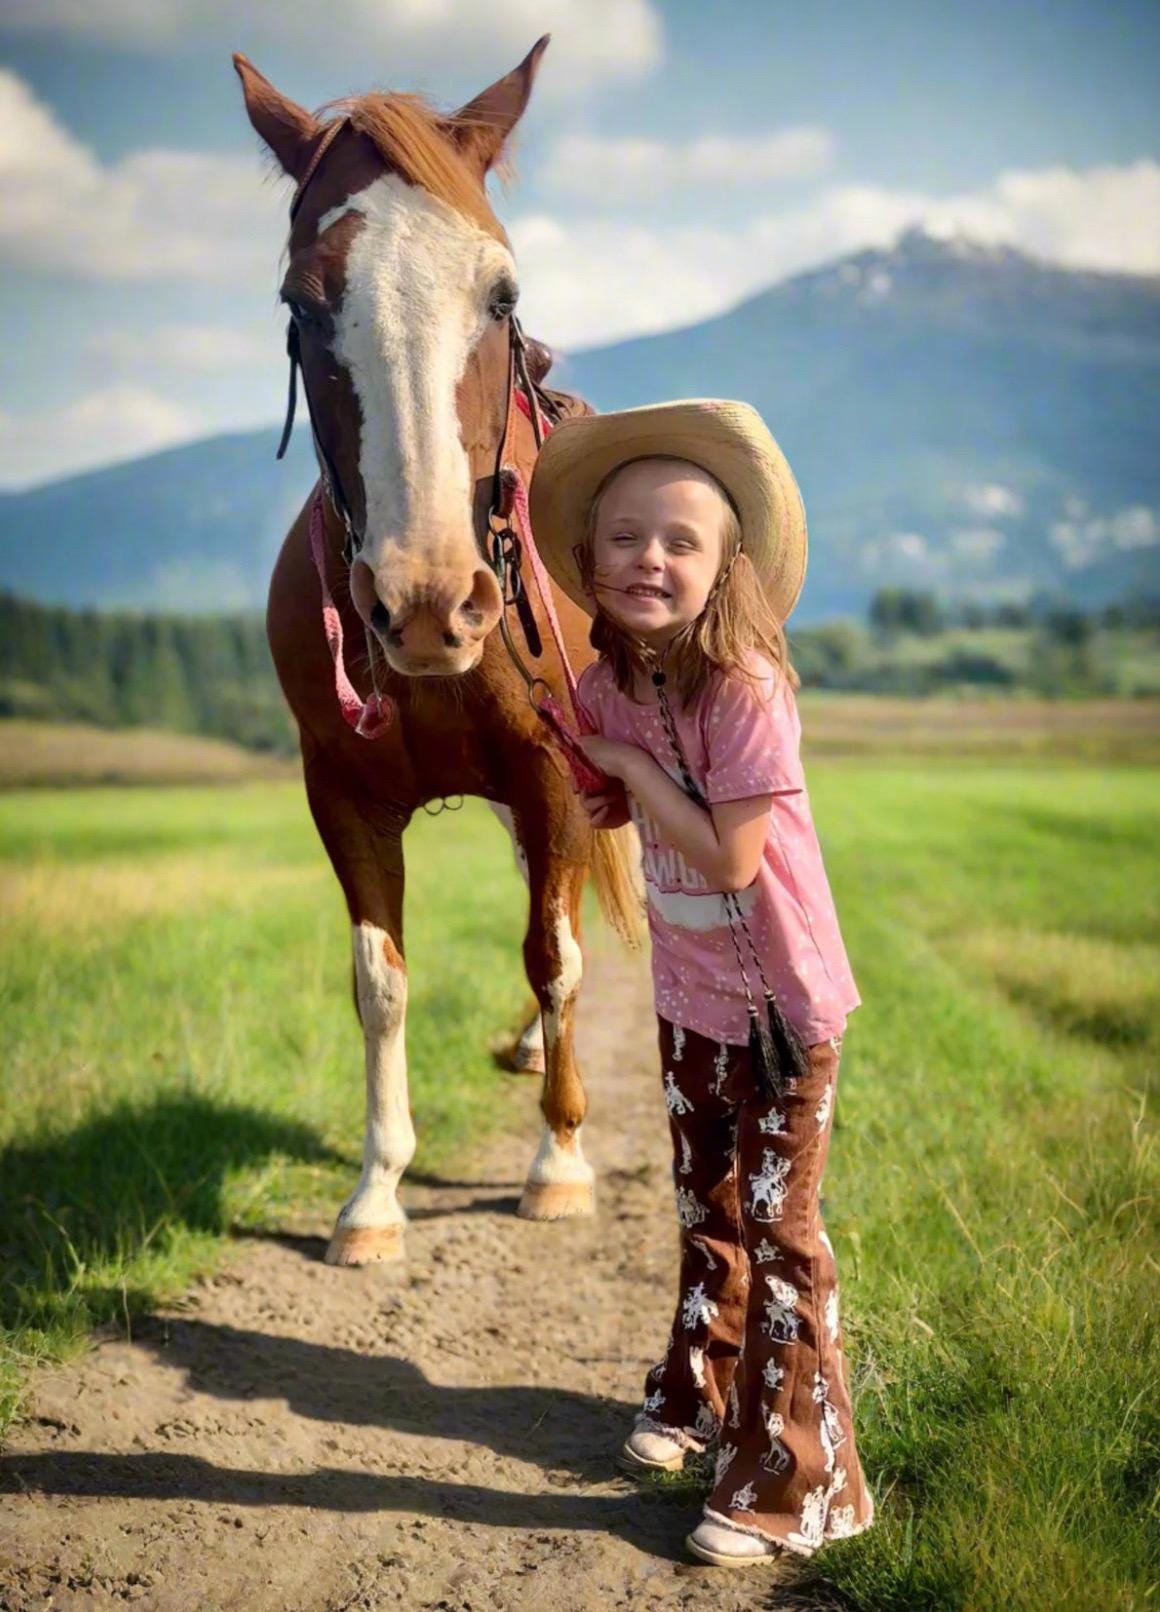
[233,54,321,179]
[446,35,550,176]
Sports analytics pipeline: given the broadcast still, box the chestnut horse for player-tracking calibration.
[234,39,640,1267]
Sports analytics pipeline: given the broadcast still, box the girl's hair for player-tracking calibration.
[575,455,800,706]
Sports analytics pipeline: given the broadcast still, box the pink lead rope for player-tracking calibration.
[308,489,395,739]
[307,430,609,795]
[507,469,613,796]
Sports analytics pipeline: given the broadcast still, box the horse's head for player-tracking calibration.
[236,41,549,677]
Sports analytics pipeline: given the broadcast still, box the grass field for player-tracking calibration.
[1,719,1157,1608]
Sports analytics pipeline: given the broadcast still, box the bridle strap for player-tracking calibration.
[289,117,350,223]
[277,115,359,553]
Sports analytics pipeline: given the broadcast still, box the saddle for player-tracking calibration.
[520,336,595,427]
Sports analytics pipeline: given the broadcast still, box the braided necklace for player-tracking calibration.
[647,646,808,1099]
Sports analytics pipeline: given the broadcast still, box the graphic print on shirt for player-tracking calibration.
[689,1344,707,1389]
[677,1128,693,1175]
[758,1107,787,1135]
[631,790,761,935]
[578,657,862,1048]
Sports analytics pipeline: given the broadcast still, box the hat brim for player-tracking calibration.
[527,399,807,623]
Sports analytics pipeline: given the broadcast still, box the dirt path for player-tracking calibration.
[0,940,822,1612]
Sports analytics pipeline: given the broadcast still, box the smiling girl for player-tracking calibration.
[528,400,876,1570]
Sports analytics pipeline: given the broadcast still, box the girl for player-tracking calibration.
[528,400,876,1569]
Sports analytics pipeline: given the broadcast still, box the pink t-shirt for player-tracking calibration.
[576,654,860,1048]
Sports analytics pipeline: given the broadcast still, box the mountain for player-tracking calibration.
[557,229,1160,620]
[0,429,318,614]
[3,229,1158,622]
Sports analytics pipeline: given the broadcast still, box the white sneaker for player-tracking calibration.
[616,1426,686,1474]
[686,1519,783,1566]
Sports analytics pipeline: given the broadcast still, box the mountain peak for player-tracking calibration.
[891,223,1025,266]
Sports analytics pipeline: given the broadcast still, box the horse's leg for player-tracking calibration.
[487,801,545,1074]
[303,751,414,1267]
[515,804,594,1221]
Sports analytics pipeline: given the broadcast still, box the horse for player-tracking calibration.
[234,37,641,1268]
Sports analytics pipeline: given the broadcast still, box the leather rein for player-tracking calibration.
[273,118,607,790]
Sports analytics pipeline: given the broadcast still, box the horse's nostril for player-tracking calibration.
[442,630,463,649]
[371,602,391,635]
[458,598,484,627]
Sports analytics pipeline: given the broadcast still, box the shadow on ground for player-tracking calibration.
[1,1095,344,1335]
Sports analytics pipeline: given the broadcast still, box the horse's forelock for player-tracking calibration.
[318,92,507,242]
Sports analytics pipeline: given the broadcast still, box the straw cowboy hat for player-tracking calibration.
[528,398,808,624]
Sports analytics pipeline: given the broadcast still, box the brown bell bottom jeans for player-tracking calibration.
[637,1017,876,1556]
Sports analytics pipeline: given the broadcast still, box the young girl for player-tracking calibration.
[528,400,876,1569]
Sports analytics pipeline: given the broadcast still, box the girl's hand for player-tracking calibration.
[580,782,631,831]
[576,734,641,782]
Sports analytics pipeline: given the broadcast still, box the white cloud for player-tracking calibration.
[921,160,1160,278]
[960,483,1023,520]
[511,186,923,347]
[857,531,947,578]
[512,161,1160,349]
[1048,503,1159,570]
[0,0,662,93]
[85,322,273,373]
[538,126,836,201]
[0,385,203,488]
[0,70,284,284]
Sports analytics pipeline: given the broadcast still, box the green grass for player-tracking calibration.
[0,784,533,1431]
[787,766,1159,1609]
[1,763,1158,1609]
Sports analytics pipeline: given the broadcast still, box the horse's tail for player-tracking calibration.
[590,821,647,949]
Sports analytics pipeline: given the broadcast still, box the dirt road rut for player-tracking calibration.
[1,940,829,1611]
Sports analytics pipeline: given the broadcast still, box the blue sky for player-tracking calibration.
[1,0,1157,487]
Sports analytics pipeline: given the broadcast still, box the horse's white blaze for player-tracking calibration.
[330,174,516,586]
[339,921,415,1230]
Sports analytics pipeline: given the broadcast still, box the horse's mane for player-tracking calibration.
[320,92,507,242]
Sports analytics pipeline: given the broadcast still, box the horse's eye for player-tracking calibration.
[283,296,324,329]
[489,280,519,322]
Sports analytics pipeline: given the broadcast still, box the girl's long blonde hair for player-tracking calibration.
[575,455,800,707]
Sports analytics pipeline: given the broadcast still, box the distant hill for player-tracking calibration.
[3,229,1158,622]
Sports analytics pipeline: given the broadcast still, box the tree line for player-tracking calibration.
[0,591,294,752]
[2,587,1157,754]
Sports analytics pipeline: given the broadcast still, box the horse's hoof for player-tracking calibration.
[508,1042,546,1076]
[324,1223,406,1267]
[490,1035,546,1076]
[517,1179,596,1221]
